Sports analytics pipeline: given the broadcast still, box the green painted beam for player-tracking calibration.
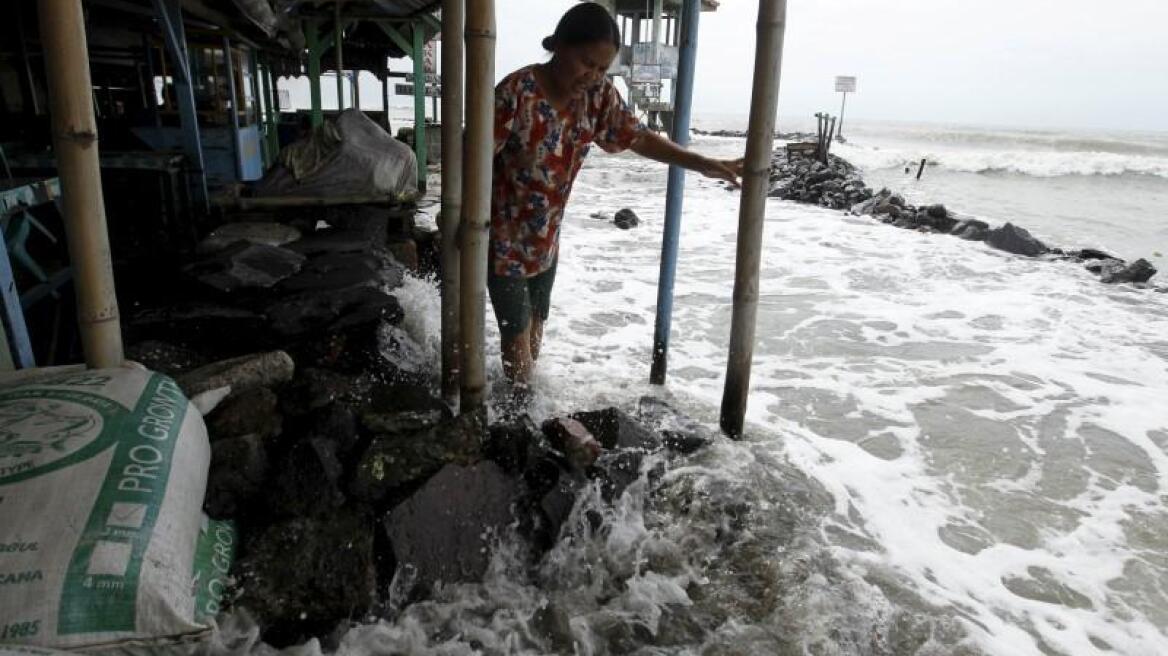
[419,12,441,34]
[411,19,427,190]
[261,60,279,160]
[305,20,323,126]
[376,21,412,56]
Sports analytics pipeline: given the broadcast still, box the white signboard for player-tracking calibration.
[396,83,441,98]
[835,75,856,93]
[405,72,441,84]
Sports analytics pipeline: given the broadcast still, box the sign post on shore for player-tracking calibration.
[834,75,855,139]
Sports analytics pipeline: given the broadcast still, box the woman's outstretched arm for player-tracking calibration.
[630,132,745,187]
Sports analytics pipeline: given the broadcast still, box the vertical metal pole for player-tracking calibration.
[720,0,787,438]
[223,38,242,182]
[142,33,161,126]
[38,0,125,368]
[261,61,279,160]
[649,0,699,385]
[460,0,494,411]
[352,72,360,108]
[382,68,391,131]
[152,0,209,211]
[651,0,663,44]
[306,20,323,126]
[248,48,265,167]
[837,91,846,138]
[412,20,429,190]
[335,1,345,111]
[441,0,464,407]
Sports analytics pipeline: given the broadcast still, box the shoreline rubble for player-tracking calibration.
[755,146,1161,289]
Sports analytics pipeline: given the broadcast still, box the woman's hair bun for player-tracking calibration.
[541,35,556,51]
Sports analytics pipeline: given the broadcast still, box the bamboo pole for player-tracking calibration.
[440,0,465,408]
[306,20,323,126]
[411,20,428,190]
[459,0,494,411]
[720,0,787,438]
[37,0,124,368]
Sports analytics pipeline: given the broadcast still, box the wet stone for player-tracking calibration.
[635,396,713,454]
[186,242,306,292]
[1100,257,1157,284]
[572,407,660,452]
[351,410,485,505]
[285,229,374,256]
[206,386,282,441]
[613,208,640,229]
[125,340,206,376]
[198,221,302,254]
[542,417,602,468]
[359,383,451,437]
[275,252,384,294]
[985,222,1049,257]
[177,350,295,398]
[268,437,347,519]
[385,461,521,592]
[266,287,403,338]
[232,510,377,645]
[204,433,268,519]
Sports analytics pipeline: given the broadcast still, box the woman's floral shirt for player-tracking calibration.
[491,65,646,278]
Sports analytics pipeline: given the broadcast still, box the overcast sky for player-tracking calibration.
[483,0,1168,133]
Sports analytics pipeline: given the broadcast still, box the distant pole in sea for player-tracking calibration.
[838,91,847,138]
[834,76,856,139]
[916,158,927,180]
[720,0,787,438]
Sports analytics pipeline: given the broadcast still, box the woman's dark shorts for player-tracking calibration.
[487,259,558,342]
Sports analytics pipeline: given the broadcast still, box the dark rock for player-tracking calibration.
[541,417,602,468]
[351,409,485,505]
[1086,259,1124,275]
[635,396,714,454]
[926,204,948,219]
[266,287,403,338]
[613,208,640,230]
[1075,248,1118,261]
[986,223,1048,257]
[285,230,375,256]
[198,221,301,255]
[571,407,660,452]
[281,367,365,415]
[377,325,431,384]
[889,194,906,208]
[206,386,282,441]
[590,449,648,502]
[186,242,306,292]
[536,468,588,546]
[951,218,990,237]
[125,340,206,376]
[291,323,390,376]
[268,437,347,518]
[177,350,295,398]
[385,462,521,592]
[1100,258,1157,284]
[233,510,376,644]
[275,252,390,295]
[486,415,542,474]
[306,403,361,463]
[129,303,267,351]
[874,202,901,218]
[359,383,451,437]
[205,433,268,519]
[386,237,419,271]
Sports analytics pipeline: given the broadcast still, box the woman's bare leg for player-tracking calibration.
[529,316,546,361]
[501,322,535,384]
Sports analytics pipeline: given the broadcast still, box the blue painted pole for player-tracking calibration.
[649,0,700,385]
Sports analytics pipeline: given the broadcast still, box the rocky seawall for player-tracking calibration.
[117,204,714,649]
[760,148,1162,289]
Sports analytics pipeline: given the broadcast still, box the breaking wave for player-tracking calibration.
[831,142,1168,179]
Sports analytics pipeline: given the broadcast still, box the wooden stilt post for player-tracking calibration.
[441,0,464,408]
[720,0,787,438]
[37,0,124,368]
[152,0,208,211]
[382,67,391,131]
[412,19,428,190]
[459,0,494,411]
[306,20,323,126]
[223,38,243,182]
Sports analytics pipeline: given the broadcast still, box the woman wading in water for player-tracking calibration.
[490,3,742,389]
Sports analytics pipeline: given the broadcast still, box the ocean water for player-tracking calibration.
[235,121,1168,654]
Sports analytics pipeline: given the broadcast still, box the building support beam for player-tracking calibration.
[440,0,464,407]
[37,0,124,368]
[649,0,699,385]
[223,37,242,182]
[334,1,345,111]
[151,0,208,212]
[306,20,323,126]
[720,0,788,438]
[412,20,428,190]
[459,0,494,411]
[261,61,280,161]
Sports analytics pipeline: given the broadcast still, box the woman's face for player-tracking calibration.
[554,41,618,94]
